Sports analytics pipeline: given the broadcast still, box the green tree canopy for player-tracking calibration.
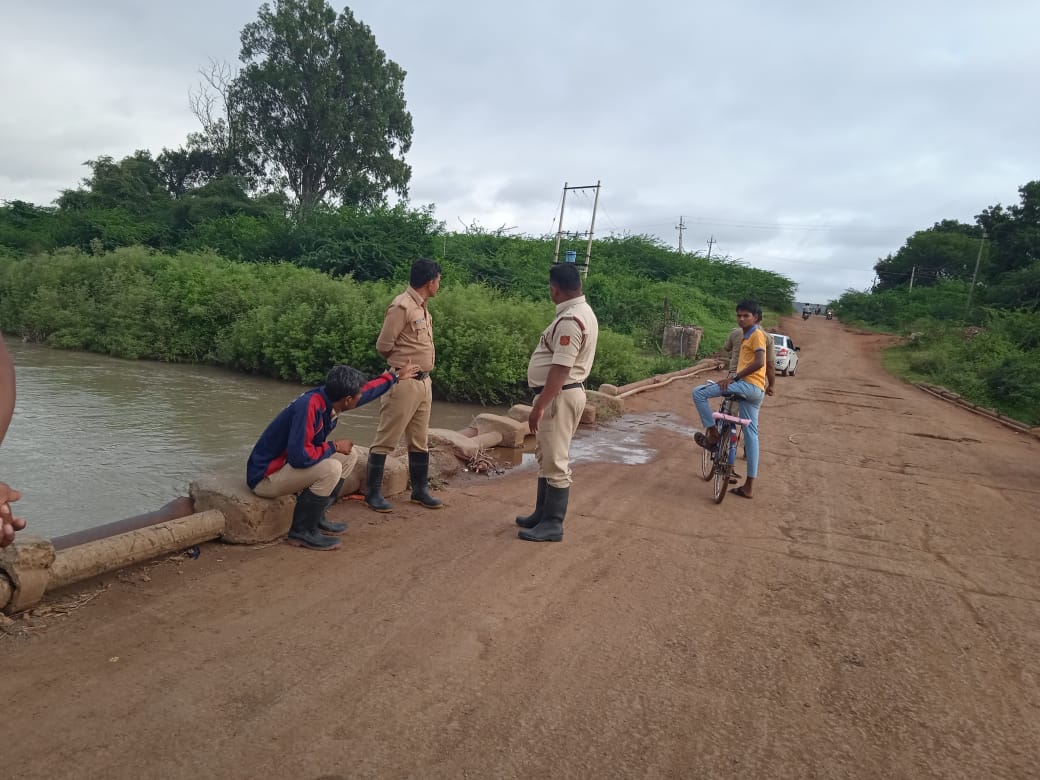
[234,0,413,212]
[873,220,984,291]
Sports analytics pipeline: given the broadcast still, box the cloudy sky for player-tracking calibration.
[3,0,1038,302]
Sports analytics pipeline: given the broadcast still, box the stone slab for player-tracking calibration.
[474,413,528,447]
[429,429,504,459]
[585,389,625,420]
[190,474,295,545]
[507,404,532,422]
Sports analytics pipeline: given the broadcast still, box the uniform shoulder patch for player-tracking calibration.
[559,335,571,346]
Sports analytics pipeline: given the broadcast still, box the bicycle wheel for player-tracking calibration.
[712,426,732,504]
[700,434,714,480]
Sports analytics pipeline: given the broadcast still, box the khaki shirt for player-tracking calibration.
[376,286,435,371]
[527,296,599,387]
[725,326,775,372]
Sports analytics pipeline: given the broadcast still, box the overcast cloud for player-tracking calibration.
[3,0,1038,302]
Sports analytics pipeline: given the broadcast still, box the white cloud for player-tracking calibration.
[2,0,1039,301]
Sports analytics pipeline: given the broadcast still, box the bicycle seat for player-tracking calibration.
[720,391,747,400]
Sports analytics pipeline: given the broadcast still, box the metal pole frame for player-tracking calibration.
[552,181,568,265]
[552,181,600,278]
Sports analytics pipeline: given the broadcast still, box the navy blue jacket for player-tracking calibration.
[246,372,397,489]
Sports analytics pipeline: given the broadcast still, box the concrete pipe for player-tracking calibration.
[47,510,226,592]
[51,496,195,551]
[0,573,11,612]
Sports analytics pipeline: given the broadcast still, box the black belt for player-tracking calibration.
[531,382,584,395]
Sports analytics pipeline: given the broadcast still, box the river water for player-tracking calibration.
[2,338,502,539]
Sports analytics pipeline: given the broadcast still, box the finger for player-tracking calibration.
[11,515,25,531]
[0,524,13,548]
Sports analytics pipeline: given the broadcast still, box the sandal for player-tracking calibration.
[729,487,753,499]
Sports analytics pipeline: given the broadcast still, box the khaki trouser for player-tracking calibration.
[252,451,357,499]
[534,387,586,488]
[370,376,432,455]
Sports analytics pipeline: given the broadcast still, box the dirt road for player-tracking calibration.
[3,318,1039,779]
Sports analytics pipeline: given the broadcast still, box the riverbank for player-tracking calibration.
[3,317,1038,778]
[3,336,501,537]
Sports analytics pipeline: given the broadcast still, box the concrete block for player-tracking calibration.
[585,389,624,420]
[474,413,529,447]
[507,404,532,422]
[0,535,56,614]
[598,384,620,396]
[429,429,503,459]
[381,454,409,496]
[190,474,294,545]
[343,445,369,495]
[430,448,461,479]
[580,404,598,425]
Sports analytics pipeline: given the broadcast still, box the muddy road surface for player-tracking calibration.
[3,318,1039,779]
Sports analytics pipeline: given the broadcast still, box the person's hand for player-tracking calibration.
[396,363,420,381]
[528,404,545,434]
[766,384,775,397]
[0,481,25,548]
[334,439,354,455]
[717,377,732,392]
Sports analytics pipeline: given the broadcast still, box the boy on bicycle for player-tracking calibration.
[693,300,768,499]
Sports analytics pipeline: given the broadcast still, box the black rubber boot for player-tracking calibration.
[318,478,348,536]
[364,453,393,513]
[515,478,548,528]
[287,489,342,550]
[408,451,443,509]
[518,484,568,542]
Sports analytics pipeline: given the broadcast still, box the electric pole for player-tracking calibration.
[908,266,916,293]
[706,235,716,259]
[676,216,686,253]
[966,231,987,312]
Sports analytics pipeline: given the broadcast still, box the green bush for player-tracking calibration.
[2,247,732,403]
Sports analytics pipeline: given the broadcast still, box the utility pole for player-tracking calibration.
[551,181,601,277]
[908,266,916,293]
[676,216,686,253]
[706,235,716,259]
[966,231,988,312]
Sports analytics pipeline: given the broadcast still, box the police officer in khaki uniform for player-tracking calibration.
[515,263,599,542]
[365,258,443,513]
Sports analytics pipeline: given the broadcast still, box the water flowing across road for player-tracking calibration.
[1,337,501,538]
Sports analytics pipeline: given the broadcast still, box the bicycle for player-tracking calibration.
[698,384,752,504]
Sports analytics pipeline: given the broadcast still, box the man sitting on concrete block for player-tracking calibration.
[247,363,418,551]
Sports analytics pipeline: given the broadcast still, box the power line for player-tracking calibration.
[610,215,918,234]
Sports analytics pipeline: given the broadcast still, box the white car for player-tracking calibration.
[771,333,800,376]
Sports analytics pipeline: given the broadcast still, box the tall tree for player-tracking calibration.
[234,0,413,213]
[873,220,984,291]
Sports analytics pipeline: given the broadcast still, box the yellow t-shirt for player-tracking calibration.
[737,326,768,390]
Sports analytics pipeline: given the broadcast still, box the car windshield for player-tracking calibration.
[772,335,784,346]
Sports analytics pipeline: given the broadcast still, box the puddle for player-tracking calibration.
[481,412,698,474]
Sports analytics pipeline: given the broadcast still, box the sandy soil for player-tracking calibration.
[2,317,1039,779]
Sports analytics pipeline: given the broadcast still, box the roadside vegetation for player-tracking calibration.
[834,181,1040,425]
[0,0,795,403]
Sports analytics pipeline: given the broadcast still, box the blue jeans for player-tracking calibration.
[692,381,766,478]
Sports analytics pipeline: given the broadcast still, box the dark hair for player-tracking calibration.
[549,263,582,292]
[324,365,367,402]
[410,258,442,288]
[735,299,762,319]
